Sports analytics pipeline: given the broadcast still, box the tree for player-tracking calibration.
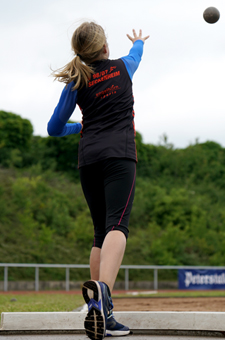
[0,110,33,167]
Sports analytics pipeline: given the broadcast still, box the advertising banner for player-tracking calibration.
[178,269,225,289]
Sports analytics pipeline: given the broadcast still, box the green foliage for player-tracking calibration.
[1,110,225,282]
[0,111,33,168]
[136,133,225,188]
[44,132,80,175]
[0,167,91,280]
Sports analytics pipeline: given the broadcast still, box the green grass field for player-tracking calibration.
[0,293,84,315]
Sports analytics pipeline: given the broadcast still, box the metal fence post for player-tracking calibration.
[154,268,158,290]
[35,267,39,291]
[4,266,8,292]
[125,268,129,290]
[66,267,70,291]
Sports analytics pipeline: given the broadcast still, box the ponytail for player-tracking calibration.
[52,55,94,90]
[52,22,106,90]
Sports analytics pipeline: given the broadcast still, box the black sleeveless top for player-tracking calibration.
[77,58,137,167]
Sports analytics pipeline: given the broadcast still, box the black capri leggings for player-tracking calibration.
[79,158,136,248]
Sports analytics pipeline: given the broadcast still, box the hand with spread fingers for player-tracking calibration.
[127,29,149,44]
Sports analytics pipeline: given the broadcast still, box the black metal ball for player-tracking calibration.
[203,7,220,24]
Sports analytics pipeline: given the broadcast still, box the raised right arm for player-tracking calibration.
[121,29,149,80]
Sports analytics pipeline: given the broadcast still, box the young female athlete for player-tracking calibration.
[47,22,149,340]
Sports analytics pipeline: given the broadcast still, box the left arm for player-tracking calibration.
[47,82,82,137]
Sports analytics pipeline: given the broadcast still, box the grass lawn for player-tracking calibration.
[0,293,84,315]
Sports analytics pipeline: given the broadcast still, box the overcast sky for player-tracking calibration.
[1,0,225,148]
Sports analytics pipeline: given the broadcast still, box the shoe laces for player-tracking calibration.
[107,296,114,318]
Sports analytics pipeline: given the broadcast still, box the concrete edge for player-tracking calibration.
[0,330,225,338]
[1,311,225,332]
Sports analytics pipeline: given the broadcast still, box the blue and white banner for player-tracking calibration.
[178,269,225,289]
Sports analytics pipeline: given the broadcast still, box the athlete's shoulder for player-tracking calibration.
[107,58,124,64]
[107,58,127,70]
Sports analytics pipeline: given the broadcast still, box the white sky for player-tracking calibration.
[1,0,225,148]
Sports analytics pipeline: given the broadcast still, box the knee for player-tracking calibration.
[105,225,129,239]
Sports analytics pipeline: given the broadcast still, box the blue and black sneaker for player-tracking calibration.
[82,280,110,340]
[105,297,130,337]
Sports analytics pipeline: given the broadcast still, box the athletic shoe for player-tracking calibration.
[80,301,130,336]
[82,280,110,340]
[105,296,130,337]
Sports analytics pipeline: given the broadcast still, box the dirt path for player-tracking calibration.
[112,297,225,311]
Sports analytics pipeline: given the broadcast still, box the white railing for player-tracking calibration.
[1,263,225,291]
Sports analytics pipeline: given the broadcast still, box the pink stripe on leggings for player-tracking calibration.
[111,165,136,230]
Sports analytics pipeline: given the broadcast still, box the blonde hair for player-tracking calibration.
[52,22,106,90]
